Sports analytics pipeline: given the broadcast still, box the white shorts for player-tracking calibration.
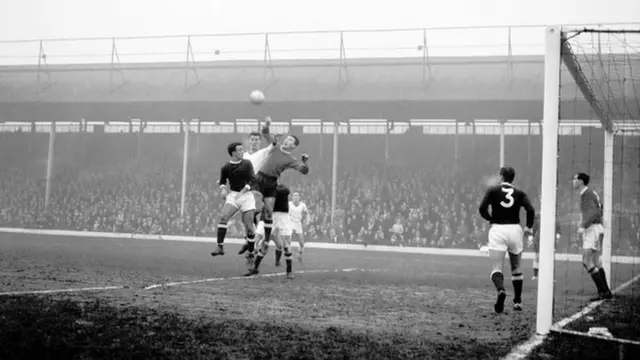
[488,224,524,254]
[225,191,256,213]
[582,223,604,251]
[290,220,303,234]
[255,218,290,239]
[256,221,265,237]
[273,212,292,236]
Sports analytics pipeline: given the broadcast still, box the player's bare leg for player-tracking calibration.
[274,234,284,266]
[583,244,612,301]
[238,191,263,255]
[262,197,275,246]
[508,251,524,311]
[532,252,540,280]
[240,210,257,265]
[282,234,294,279]
[245,227,278,276]
[211,204,239,256]
[293,231,305,262]
[246,233,272,276]
[489,249,507,314]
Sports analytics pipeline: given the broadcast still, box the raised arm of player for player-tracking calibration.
[261,117,275,146]
[478,188,493,222]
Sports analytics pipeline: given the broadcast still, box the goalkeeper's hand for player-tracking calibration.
[301,154,310,163]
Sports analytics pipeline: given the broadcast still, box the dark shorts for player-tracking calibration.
[252,172,278,198]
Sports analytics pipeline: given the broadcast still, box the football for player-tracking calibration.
[250,90,265,105]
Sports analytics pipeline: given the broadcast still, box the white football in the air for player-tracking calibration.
[250,90,265,105]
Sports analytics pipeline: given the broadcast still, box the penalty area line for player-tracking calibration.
[501,272,640,360]
[0,285,125,297]
[144,267,377,290]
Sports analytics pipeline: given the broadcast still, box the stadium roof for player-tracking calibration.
[0,55,546,102]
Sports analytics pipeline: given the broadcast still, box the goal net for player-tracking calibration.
[536,26,640,357]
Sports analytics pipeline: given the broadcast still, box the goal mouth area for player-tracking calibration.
[550,328,640,347]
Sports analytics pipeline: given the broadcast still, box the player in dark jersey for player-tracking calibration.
[479,166,535,314]
[251,133,309,254]
[245,183,295,278]
[573,172,612,301]
[210,142,257,257]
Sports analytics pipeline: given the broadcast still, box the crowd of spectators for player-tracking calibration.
[1,130,638,255]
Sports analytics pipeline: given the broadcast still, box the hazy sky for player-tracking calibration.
[0,0,638,64]
[1,0,638,39]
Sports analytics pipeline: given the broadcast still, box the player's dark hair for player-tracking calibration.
[290,135,300,146]
[249,131,261,138]
[500,166,516,183]
[576,172,590,185]
[227,142,242,156]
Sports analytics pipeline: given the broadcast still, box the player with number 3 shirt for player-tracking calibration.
[478,166,535,314]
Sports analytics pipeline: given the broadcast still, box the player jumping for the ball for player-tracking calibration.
[211,142,257,257]
[243,119,277,215]
[479,166,535,314]
[289,192,308,262]
[246,183,295,278]
[573,172,612,301]
[251,133,309,255]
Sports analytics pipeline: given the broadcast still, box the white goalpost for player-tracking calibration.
[536,26,561,336]
[537,25,640,342]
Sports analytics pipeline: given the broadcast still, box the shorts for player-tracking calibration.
[252,172,278,198]
[273,212,292,236]
[225,191,256,213]
[290,220,303,234]
[582,223,604,251]
[487,224,524,254]
[256,221,265,237]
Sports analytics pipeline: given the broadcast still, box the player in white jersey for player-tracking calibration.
[237,118,277,258]
[243,119,276,174]
[289,192,308,261]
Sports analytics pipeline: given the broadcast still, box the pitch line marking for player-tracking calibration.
[143,267,377,290]
[501,272,640,360]
[0,285,124,297]
[551,272,640,330]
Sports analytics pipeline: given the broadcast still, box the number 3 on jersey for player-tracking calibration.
[500,187,515,208]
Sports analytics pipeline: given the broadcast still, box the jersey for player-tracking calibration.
[580,187,603,229]
[289,202,307,223]
[273,185,291,214]
[219,159,255,192]
[243,144,274,173]
[259,146,309,178]
[479,182,535,228]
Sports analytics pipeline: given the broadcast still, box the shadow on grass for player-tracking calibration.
[1,294,526,360]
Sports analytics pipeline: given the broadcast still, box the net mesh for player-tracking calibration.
[553,27,640,345]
